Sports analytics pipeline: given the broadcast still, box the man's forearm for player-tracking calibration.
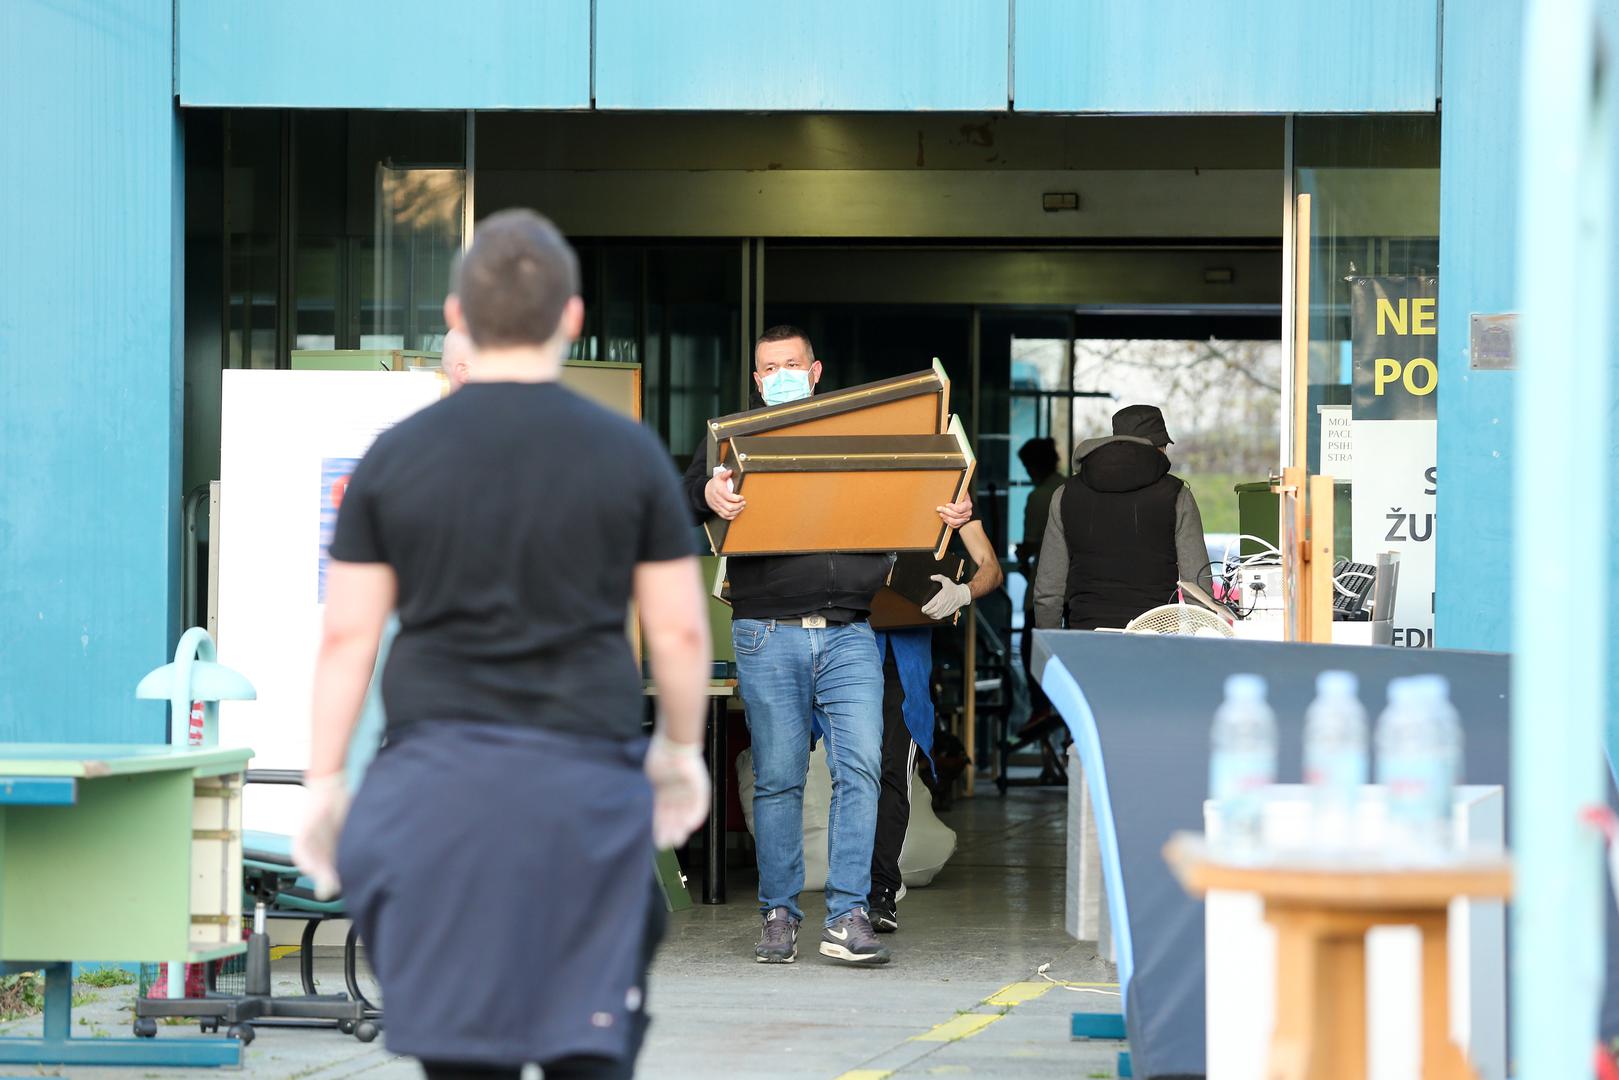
[647,625,709,746]
[1174,487,1210,589]
[681,450,716,522]
[307,634,378,779]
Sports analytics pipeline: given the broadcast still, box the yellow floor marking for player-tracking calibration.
[984,980,1054,1006]
[832,1071,894,1080]
[911,1011,1004,1042]
[1047,980,1120,988]
[269,945,300,961]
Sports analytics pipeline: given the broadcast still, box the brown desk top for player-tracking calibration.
[642,680,737,698]
[1163,832,1514,909]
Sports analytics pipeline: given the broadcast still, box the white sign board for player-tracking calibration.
[1351,419,1437,647]
[215,371,443,832]
[1317,404,1354,481]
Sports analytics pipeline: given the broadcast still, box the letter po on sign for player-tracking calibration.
[1373,356,1439,397]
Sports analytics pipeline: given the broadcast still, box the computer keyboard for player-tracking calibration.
[1332,561,1377,621]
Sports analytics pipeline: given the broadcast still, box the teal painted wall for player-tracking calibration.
[1434,2,1521,652]
[1,0,182,742]
[594,0,1009,111]
[179,0,590,108]
[1014,0,1438,113]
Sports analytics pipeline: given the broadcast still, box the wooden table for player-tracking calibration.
[1164,832,1513,1080]
[645,680,737,904]
[0,743,254,1068]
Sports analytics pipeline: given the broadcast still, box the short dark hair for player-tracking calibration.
[452,209,580,349]
[1018,436,1060,476]
[754,324,815,361]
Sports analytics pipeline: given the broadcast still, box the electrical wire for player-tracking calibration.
[1036,963,1122,996]
[1332,569,1375,599]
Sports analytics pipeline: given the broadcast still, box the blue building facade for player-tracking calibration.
[9,5,1619,1077]
[0,0,1515,732]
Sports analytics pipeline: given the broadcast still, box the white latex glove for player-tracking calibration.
[291,772,349,901]
[921,575,973,621]
[645,733,711,850]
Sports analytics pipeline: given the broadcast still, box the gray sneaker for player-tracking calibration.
[819,908,892,965]
[755,906,799,963]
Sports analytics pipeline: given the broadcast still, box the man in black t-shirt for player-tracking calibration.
[294,210,710,1080]
[682,327,971,967]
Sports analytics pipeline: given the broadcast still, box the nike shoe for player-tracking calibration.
[755,906,799,964]
[869,886,899,933]
[819,908,892,965]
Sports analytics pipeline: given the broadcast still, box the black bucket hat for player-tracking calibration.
[1112,404,1174,446]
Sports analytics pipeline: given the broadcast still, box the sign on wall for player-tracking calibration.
[1351,276,1438,421]
[215,371,444,832]
[1318,404,1354,480]
[1350,275,1438,647]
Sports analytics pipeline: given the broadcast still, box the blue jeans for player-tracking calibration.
[732,618,884,925]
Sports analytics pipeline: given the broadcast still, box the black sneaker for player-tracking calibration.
[869,887,899,933]
[819,908,892,965]
[755,906,799,964]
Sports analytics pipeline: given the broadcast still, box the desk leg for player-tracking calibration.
[704,695,727,905]
[0,962,242,1068]
[1419,914,1476,1080]
[1266,911,1367,1080]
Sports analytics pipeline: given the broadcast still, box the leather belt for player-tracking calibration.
[774,614,865,629]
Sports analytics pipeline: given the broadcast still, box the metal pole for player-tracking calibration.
[1280,115,1296,472]
[462,110,475,252]
[1513,0,1611,1076]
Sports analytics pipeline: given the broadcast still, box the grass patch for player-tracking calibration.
[1180,472,1250,536]
[78,967,136,989]
[0,972,44,1022]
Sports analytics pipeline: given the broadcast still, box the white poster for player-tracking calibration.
[1318,405,1354,481]
[215,371,444,831]
[1351,419,1437,648]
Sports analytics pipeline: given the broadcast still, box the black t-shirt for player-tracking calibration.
[329,381,696,740]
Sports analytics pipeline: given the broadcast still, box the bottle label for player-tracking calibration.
[1210,749,1274,822]
[1381,752,1452,823]
[1304,749,1368,791]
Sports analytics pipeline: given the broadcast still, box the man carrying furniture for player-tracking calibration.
[682,325,970,966]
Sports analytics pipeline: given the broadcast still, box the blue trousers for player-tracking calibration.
[732,618,884,925]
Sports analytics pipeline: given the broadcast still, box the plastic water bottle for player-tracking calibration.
[1375,675,1463,858]
[1209,674,1277,856]
[1303,671,1369,851]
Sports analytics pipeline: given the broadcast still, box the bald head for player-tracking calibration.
[441,328,475,390]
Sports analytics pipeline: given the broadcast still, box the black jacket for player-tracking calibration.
[681,450,891,620]
[1031,435,1209,631]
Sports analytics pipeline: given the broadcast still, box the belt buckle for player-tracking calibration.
[801,615,828,629]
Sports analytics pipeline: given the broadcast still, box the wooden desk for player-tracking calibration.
[0,743,254,1068]
[645,681,737,904]
[1164,832,1513,1080]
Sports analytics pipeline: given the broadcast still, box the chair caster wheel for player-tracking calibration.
[201,1018,220,1034]
[228,1023,255,1045]
[338,1019,356,1034]
[355,1020,380,1043]
[133,1018,158,1038]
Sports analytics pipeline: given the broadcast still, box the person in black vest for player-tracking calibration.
[1030,404,1209,632]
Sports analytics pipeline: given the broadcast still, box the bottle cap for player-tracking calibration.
[1315,670,1359,698]
[1223,673,1266,702]
[1406,674,1452,702]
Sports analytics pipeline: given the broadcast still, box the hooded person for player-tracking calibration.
[1031,404,1209,631]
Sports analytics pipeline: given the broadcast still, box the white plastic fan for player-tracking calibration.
[1124,603,1235,639]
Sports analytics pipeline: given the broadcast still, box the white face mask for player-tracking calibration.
[759,368,813,406]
